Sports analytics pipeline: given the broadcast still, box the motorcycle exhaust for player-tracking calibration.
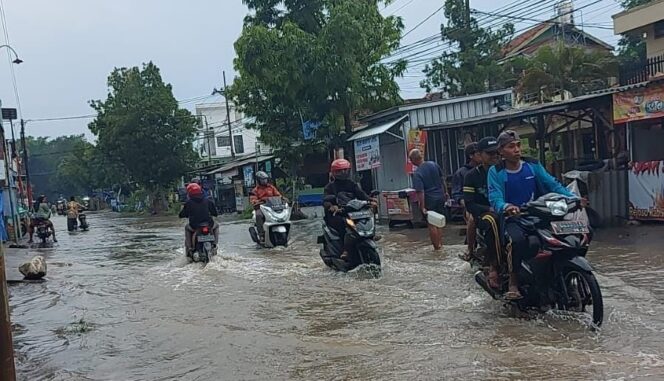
[474,271,500,300]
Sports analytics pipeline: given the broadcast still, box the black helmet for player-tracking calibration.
[256,171,269,185]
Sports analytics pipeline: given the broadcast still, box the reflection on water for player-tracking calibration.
[8,213,664,380]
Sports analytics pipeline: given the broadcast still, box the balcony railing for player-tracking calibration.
[619,53,664,85]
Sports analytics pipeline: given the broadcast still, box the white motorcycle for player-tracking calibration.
[249,196,292,247]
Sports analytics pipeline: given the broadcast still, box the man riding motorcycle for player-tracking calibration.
[463,137,501,288]
[488,130,576,300]
[29,195,57,243]
[323,159,377,261]
[179,183,219,256]
[249,171,285,242]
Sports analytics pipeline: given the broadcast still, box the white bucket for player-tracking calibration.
[426,210,446,228]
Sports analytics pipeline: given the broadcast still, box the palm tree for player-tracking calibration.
[514,43,618,103]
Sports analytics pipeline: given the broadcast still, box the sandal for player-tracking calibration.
[458,251,475,262]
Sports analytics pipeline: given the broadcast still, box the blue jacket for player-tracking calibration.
[488,157,574,214]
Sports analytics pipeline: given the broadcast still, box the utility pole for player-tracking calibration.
[0,241,16,381]
[222,71,235,159]
[465,0,471,29]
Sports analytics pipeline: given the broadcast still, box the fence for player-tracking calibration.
[619,54,664,85]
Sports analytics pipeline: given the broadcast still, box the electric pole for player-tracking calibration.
[20,120,32,212]
[212,71,236,159]
[222,71,235,159]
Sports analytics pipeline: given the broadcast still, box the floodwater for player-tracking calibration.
[8,212,664,380]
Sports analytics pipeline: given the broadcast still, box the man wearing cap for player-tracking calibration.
[488,130,575,299]
[463,137,502,287]
[409,148,447,251]
[452,143,481,256]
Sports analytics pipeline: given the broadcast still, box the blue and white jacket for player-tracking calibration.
[488,157,574,214]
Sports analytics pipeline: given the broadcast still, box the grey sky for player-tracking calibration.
[0,0,620,139]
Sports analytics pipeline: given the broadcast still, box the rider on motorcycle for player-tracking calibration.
[29,195,57,243]
[463,137,501,287]
[179,183,219,255]
[323,159,376,261]
[488,130,576,300]
[249,171,284,242]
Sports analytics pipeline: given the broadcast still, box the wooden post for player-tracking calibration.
[0,242,17,380]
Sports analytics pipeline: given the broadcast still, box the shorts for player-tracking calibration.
[425,197,445,214]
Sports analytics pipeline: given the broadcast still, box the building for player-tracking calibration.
[503,1,613,60]
[195,101,261,164]
[613,0,664,59]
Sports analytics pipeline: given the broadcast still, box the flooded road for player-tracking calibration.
[8,212,664,380]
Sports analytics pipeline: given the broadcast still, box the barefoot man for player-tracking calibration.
[409,148,446,251]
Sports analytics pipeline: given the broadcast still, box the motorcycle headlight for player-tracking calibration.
[546,200,568,216]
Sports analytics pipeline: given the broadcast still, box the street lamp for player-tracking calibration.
[0,44,23,65]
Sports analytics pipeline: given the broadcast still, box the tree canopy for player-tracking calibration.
[421,0,514,96]
[88,62,198,193]
[230,0,405,172]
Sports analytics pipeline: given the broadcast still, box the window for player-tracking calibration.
[655,20,664,39]
[234,135,244,154]
[216,136,231,147]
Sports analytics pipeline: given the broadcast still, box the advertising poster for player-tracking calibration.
[406,129,428,173]
[243,165,255,187]
[629,160,664,221]
[385,193,411,215]
[614,84,664,124]
[354,135,381,171]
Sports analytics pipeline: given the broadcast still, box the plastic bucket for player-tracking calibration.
[426,210,446,228]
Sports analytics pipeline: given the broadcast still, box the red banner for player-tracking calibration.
[406,129,427,174]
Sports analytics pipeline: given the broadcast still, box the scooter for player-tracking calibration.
[78,213,89,231]
[35,220,53,246]
[189,223,216,263]
[474,193,604,327]
[317,196,381,275]
[249,197,292,248]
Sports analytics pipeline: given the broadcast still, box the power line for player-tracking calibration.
[402,4,445,38]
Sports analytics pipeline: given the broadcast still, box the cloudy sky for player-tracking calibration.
[0,0,620,139]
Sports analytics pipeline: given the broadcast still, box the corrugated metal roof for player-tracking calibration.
[347,115,408,141]
[205,154,275,175]
[422,92,611,131]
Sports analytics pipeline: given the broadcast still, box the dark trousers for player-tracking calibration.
[505,219,536,273]
[476,212,501,267]
[325,215,354,253]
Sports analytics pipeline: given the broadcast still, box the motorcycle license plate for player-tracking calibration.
[197,234,215,242]
[550,220,589,235]
[348,211,372,219]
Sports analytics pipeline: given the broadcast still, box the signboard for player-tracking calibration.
[1,108,17,120]
[234,180,245,212]
[406,129,428,173]
[243,165,255,187]
[353,135,381,171]
[302,120,321,141]
[385,194,411,215]
[629,160,664,221]
[614,83,664,124]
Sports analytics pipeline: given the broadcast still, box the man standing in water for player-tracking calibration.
[409,148,446,251]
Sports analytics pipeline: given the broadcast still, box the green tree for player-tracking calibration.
[89,62,197,210]
[26,135,89,199]
[617,0,654,63]
[515,44,618,103]
[421,0,514,95]
[230,0,405,174]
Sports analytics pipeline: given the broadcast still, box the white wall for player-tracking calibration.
[195,101,260,159]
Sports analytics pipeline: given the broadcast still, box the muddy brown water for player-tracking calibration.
[7,212,664,380]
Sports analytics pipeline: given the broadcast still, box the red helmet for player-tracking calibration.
[186,183,203,197]
[330,159,351,172]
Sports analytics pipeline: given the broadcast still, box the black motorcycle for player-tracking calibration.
[35,221,53,246]
[78,213,89,231]
[189,223,216,264]
[474,193,604,327]
[318,198,381,275]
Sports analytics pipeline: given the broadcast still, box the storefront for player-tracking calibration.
[615,80,664,221]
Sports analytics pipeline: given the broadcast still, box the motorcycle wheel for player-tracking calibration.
[562,270,604,327]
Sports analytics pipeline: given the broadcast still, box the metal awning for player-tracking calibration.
[347,114,408,141]
[205,154,275,175]
[421,93,610,131]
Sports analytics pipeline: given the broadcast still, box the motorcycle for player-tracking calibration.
[78,213,89,231]
[474,193,604,327]
[35,220,53,245]
[189,223,216,263]
[317,197,381,275]
[249,197,291,248]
